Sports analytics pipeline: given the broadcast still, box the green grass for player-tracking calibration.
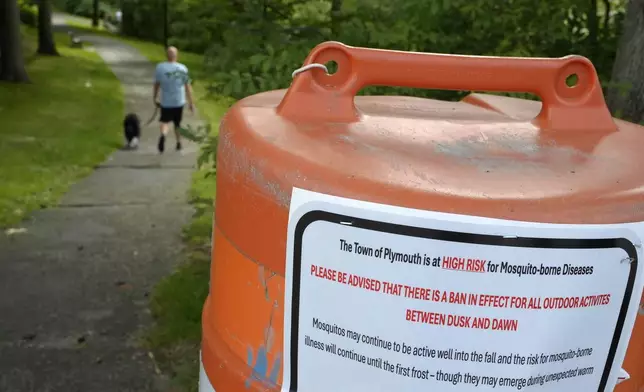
[65,16,110,32]
[0,26,122,228]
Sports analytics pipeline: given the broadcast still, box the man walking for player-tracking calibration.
[153,46,194,153]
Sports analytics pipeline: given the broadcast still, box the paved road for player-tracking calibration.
[0,15,203,392]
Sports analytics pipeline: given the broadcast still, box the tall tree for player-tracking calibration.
[163,0,168,47]
[92,0,98,27]
[330,0,342,38]
[587,0,599,60]
[37,0,59,55]
[0,0,30,82]
[606,0,644,122]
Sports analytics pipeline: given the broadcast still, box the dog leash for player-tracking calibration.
[144,102,161,127]
[143,102,197,128]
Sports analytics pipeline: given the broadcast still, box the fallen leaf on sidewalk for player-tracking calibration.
[5,228,27,236]
[148,351,162,374]
[115,280,133,290]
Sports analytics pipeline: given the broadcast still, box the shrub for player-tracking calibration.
[19,0,38,27]
[66,0,113,19]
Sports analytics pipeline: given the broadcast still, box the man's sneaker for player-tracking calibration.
[158,135,166,153]
[176,141,182,151]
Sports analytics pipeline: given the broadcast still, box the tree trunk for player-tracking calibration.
[0,0,30,82]
[330,0,341,38]
[92,0,99,27]
[37,0,59,55]
[162,0,168,48]
[588,0,599,59]
[606,0,644,123]
[121,0,134,36]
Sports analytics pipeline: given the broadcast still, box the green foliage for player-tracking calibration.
[177,123,218,178]
[69,0,630,100]
[207,43,311,100]
[115,0,625,101]
[120,0,165,42]
[18,0,38,27]
[63,0,114,19]
[96,0,629,102]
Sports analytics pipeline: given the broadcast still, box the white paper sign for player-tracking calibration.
[282,188,644,392]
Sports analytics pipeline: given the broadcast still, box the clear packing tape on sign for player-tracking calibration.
[281,188,644,392]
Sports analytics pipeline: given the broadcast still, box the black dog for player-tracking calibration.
[123,113,141,149]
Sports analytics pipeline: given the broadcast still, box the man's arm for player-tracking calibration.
[185,83,194,112]
[153,65,161,105]
[184,68,194,112]
[153,82,160,105]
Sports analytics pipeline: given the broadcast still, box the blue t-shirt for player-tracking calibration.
[155,61,190,108]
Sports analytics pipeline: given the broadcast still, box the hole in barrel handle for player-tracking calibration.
[565,73,579,88]
[324,60,338,75]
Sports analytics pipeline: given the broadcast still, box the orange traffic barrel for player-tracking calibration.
[199,41,644,392]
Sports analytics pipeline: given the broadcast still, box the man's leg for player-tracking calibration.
[172,106,184,151]
[158,107,172,153]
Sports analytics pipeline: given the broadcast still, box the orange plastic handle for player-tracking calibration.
[277,41,616,132]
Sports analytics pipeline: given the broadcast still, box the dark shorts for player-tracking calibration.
[159,106,184,127]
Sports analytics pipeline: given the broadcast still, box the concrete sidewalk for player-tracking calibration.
[0,15,203,392]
